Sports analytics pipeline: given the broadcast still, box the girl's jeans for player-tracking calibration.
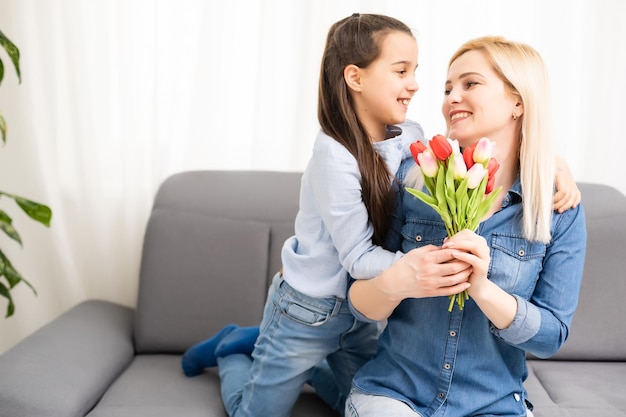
[218,273,379,417]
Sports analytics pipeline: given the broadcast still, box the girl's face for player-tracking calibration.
[442,49,520,150]
[353,31,418,142]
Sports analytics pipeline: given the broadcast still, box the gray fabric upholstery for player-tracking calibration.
[526,182,626,416]
[0,300,134,417]
[1,171,624,417]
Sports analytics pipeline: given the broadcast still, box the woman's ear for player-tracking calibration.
[515,101,524,118]
[344,64,362,93]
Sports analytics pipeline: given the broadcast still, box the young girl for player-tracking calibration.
[346,36,587,417]
[181,13,459,417]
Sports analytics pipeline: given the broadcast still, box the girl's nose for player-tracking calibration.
[408,74,419,93]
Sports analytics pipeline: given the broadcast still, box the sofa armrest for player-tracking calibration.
[0,300,135,417]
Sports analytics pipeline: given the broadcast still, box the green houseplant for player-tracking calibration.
[0,29,52,318]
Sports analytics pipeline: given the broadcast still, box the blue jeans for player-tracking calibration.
[218,273,379,417]
[345,389,536,417]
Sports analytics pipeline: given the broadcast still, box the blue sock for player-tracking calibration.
[181,323,238,377]
[215,326,260,357]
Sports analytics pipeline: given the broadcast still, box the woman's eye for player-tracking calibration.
[444,88,451,96]
[465,81,478,89]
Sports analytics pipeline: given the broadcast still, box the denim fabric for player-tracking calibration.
[350,158,587,417]
[346,389,535,417]
[346,388,422,417]
[218,273,379,417]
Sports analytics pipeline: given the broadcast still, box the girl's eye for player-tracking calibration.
[397,70,407,75]
[465,81,478,89]
[444,88,451,96]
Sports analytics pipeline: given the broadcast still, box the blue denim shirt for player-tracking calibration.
[351,158,587,416]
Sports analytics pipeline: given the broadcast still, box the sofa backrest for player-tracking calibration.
[549,182,626,361]
[133,171,626,360]
[134,170,302,353]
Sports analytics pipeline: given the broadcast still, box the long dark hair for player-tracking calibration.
[318,13,413,245]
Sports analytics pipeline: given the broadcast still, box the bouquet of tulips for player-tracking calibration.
[406,135,502,311]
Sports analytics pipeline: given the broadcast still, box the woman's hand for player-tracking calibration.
[446,229,517,329]
[444,230,490,293]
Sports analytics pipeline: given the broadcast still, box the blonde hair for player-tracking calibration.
[447,36,555,243]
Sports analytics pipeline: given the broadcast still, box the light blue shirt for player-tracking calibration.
[281,120,424,299]
[351,158,587,416]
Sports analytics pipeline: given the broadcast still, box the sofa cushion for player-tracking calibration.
[134,211,271,353]
[549,183,626,361]
[526,360,626,416]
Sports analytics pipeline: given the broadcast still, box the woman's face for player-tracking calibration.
[441,49,520,149]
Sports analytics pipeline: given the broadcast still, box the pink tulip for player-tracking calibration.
[418,150,438,177]
[466,163,486,189]
[447,138,461,155]
[473,137,495,164]
[453,154,467,179]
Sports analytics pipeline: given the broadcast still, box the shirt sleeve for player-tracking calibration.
[308,137,402,280]
[492,203,587,358]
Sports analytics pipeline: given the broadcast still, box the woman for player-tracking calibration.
[346,36,587,417]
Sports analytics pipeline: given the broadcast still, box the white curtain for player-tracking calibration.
[1,0,624,352]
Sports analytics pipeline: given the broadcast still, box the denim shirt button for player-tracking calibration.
[518,249,525,256]
[444,363,451,370]
[514,393,520,401]
[438,392,445,398]
[416,235,422,242]
[449,330,456,337]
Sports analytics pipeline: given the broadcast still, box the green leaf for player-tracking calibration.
[455,178,469,229]
[406,187,437,206]
[444,155,457,230]
[470,186,503,231]
[0,249,35,292]
[0,209,22,245]
[14,196,52,227]
[0,281,16,318]
[0,113,5,145]
[0,29,21,84]
[0,192,52,227]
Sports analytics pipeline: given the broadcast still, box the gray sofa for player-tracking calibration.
[0,170,624,417]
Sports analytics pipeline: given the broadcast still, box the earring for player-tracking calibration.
[513,114,518,121]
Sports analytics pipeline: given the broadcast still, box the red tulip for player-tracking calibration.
[410,141,427,165]
[429,134,453,161]
[486,172,496,194]
[487,158,499,177]
[463,143,476,170]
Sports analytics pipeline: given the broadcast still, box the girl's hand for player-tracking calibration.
[554,156,581,213]
[349,244,472,321]
[377,245,472,301]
